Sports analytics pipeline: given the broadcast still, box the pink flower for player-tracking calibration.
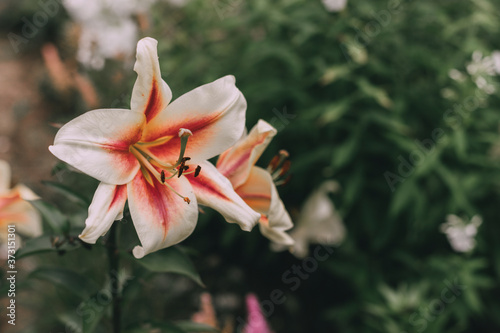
[243,294,274,333]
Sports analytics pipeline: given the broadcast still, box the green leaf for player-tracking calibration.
[132,247,204,287]
[318,99,351,125]
[30,200,69,233]
[356,78,393,109]
[42,180,91,207]
[175,321,220,332]
[80,297,106,333]
[16,234,82,259]
[16,235,56,259]
[28,267,96,299]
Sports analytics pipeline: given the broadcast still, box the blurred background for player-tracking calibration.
[1,0,500,332]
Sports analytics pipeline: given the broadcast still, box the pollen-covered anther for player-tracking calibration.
[268,150,291,185]
[194,165,201,177]
[184,197,191,204]
[279,160,291,177]
[279,149,289,158]
[177,165,189,178]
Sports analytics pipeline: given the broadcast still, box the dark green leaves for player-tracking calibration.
[131,247,204,287]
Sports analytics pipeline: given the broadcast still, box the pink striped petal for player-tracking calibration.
[79,183,128,244]
[236,167,293,244]
[130,37,172,123]
[127,170,198,258]
[49,109,145,185]
[184,161,260,232]
[142,76,247,164]
[217,120,277,188]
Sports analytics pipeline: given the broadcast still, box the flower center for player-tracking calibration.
[129,128,201,203]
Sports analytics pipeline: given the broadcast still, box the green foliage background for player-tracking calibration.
[1,0,500,332]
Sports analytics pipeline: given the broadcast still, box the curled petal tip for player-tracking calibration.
[132,246,146,259]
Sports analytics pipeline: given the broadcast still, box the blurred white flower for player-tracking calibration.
[63,0,157,69]
[466,51,496,76]
[440,214,482,253]
[492,51,500,75]
[272,180,346,258]
[322,0,347,12]
[465,51,497,94]
[448,69,466,82]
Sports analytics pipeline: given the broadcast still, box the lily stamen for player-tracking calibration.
[267,150,289,173]
[173,128,193,168]
[195,165,201,177]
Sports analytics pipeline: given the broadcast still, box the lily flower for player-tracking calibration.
[272,180,346,258]
[216,120,294,246]
[49,37,260,258]
[0,160,42,257]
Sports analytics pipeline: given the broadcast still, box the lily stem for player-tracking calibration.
[107,223,121,333]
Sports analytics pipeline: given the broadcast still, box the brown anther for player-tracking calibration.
[178,164,190,178]
[194,165,202,177]
[282,174,292,186]
[184,197,191,204]
[279,160,291,177]
[279,150,290,158]
[183,157,191,162]
[161,170,166,183]
[268,155,280,171]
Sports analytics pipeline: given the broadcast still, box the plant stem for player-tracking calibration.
[107,223,121,333]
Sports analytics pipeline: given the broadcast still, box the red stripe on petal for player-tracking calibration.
[129,171,178,240]
[185,169,231,202]
[110,184,128,212]
[144,78,163,123]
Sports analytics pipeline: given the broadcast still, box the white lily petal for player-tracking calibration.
[79,183,127,244]
[131,37,172,123]
[128,170,198,259]
[259,223,294,247]
[49,109,145,185]
[184,161,260,232]
[143,75,247,163]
